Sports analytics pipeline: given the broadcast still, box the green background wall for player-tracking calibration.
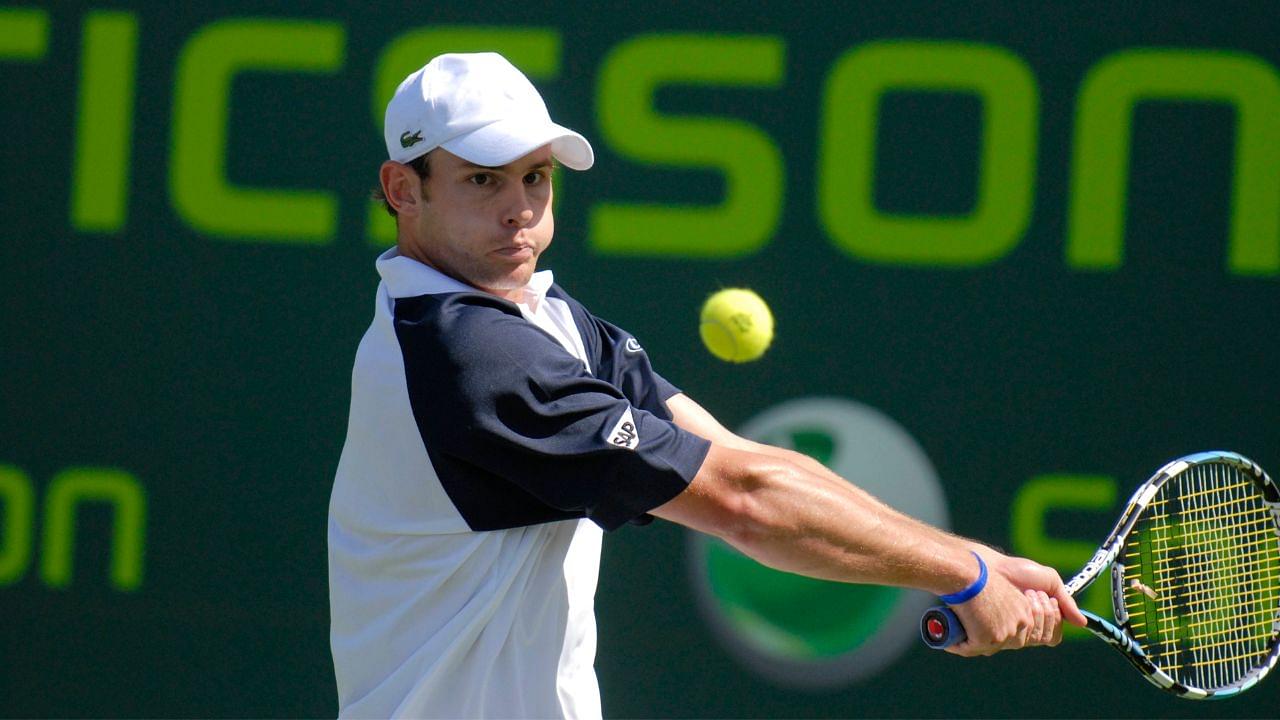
[2,1,1278,716]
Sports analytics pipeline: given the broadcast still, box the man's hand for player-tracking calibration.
[945,550,1088,657]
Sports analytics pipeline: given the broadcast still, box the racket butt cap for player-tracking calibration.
[921,606,966,649]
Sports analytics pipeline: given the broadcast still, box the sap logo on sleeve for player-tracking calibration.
[608,407,639,449]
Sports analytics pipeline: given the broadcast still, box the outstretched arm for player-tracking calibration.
[652,393,1086,656]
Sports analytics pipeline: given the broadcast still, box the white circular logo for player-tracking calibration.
[688,397,949,687]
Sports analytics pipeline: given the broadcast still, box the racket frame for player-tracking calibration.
[1066,451,1280,700]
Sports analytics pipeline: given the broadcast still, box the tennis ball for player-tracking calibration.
[699,288,774,363]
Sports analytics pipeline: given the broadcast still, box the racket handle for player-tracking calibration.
[920,606,966,649]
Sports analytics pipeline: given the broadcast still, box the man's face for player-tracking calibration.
[411,145,555,298]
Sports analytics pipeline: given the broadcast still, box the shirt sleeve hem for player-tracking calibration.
[590,431,711,532]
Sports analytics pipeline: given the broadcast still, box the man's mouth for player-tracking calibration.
[493,245,535,260]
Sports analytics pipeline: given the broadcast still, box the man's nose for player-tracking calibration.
[503,187,535,227]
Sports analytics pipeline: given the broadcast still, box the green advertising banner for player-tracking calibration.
[1,1,1277,716]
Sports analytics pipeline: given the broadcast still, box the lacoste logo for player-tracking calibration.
[624,338,643,354]
[608,407,640,450]
[400,130,424,148]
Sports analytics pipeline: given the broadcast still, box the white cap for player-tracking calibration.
[384,52,594,170]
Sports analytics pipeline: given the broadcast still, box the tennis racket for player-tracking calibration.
[920,451,1280,700]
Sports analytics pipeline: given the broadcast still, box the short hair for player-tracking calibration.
[372,152,432,218]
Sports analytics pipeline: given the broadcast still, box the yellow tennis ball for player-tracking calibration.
[699,288,774,363]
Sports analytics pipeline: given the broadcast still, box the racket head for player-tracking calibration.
[1106,451,1280,699]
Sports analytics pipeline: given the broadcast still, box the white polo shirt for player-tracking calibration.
[328,249,709,718]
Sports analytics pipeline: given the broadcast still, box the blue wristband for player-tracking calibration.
[939,551,988,604]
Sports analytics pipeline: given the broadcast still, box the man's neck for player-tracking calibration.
[394,240,529,303]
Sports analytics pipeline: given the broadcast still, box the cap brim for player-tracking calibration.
[441,118,594,171]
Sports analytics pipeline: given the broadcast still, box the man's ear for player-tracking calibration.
[380,160,424,217]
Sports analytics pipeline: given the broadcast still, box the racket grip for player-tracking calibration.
[920,606,966,649]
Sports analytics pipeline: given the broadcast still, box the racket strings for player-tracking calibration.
[1169,566,1280,603]
[1148,478,1253,505]
[1178,463,1278,690]
[1148,493,1274,526]
[1128,582,1280,633]
[1130,526,1277,578]
[1119,462,1280,691]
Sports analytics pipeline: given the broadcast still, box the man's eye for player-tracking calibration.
[524,172,544,185]
[469,174,493,186]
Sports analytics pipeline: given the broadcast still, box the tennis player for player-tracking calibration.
[327,51,1087,719]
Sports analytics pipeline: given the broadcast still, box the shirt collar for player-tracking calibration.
[375,247,554,304]
[511,267,555,312]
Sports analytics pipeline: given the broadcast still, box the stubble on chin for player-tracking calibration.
[471,259,538,294]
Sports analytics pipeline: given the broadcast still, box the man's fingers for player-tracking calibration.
[1047,593,1064,646]
[1005,598,1032,650]
[1052,584,1088,627]
[1027,590,1047,644]
[1007,558,1087,628]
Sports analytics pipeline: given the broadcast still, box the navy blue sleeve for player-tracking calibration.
[588,315,682,418]
[394,293,710,532]
[547,285,682,418]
